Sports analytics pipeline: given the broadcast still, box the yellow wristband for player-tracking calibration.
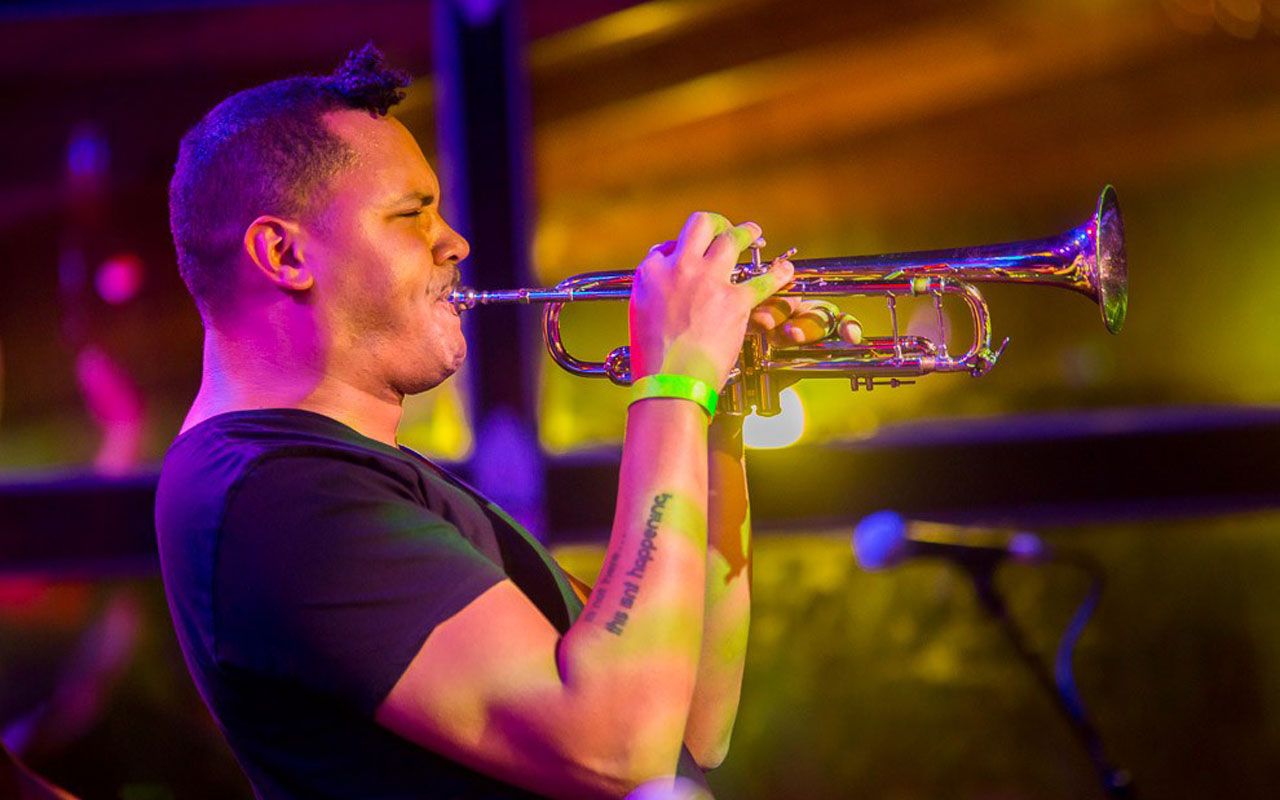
[629,374,718,419]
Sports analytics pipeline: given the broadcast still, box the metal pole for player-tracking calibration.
[432,0,545,537]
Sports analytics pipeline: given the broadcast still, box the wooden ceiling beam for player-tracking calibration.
[527,7,1280,278]
[533,3,1194,198]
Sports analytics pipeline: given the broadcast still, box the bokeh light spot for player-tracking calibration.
[743,387,805,449]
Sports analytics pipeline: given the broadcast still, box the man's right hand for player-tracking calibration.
[627,212,795,390]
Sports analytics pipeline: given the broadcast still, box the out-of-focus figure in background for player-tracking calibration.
[58,123,148,475]
[0,122,144,785]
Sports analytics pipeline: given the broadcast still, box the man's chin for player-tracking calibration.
[399,347,465,397]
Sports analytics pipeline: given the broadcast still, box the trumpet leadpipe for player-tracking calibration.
[448,285,628,310]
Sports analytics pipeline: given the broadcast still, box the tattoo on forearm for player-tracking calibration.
[603,492,671,636]
[582,550,619,623]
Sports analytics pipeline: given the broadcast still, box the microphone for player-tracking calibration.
[852,510,1047,572]
[852,512,1133,796]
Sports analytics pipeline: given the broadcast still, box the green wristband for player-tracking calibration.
[629,374,718,419]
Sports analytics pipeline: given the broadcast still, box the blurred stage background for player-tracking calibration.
[2,0,1279,797]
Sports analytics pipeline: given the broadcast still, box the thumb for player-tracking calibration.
[740,257,795,306]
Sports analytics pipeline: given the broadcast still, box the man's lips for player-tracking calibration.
[430,264,463,310]
[434,287,461,316]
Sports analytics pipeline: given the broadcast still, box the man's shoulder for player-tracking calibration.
[155,408,424,538]
[164,408,409,482]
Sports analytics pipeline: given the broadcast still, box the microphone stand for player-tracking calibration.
[964,555,1134,798]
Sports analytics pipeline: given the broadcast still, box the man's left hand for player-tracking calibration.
[748,297,862,347]
[710,298,862,425]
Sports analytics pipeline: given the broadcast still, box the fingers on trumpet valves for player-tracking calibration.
[774,302,832,345]
[837,314,864,344]
[647,239,677,258]
[704,219,763,267]
[674,211,733,256]
[739,254,796,306]
[750,296,802,329]
[749,236,767,270]
[737,243,795,281]
[764,299,863,346]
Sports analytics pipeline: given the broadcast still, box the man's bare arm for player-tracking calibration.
[683,416,752,770]
[377,400,711,798]
[681,298,861,769]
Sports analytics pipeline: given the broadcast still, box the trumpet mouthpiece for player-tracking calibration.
[448,287,477,311]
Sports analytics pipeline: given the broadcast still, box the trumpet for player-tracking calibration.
[449,186,1127,416]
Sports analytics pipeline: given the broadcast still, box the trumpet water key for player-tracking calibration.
[449,186,1127,416]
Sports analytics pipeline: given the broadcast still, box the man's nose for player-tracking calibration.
[437,222,470,265]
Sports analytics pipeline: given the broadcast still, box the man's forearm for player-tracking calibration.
[684,415,752,768]
[557,399,711,785]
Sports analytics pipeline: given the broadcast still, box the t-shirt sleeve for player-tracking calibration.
[213,451,507,715]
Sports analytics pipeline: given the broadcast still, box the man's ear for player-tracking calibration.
[243,216,314,292]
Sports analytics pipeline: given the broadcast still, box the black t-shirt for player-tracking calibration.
[156,409,707,799]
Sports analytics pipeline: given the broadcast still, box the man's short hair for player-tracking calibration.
[169,43,411,318]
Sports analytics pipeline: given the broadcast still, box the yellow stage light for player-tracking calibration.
[743,387,806,449]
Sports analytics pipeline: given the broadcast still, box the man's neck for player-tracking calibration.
[185,322,404,447]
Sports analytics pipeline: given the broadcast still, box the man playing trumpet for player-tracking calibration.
[157,45,857,799]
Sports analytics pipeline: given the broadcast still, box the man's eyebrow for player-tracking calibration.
[389,191,436,207]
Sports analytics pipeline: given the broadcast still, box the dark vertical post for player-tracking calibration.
[432,0,545,536]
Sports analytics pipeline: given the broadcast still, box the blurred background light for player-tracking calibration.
[743,386,805,449]
[94,252,144,305]
[398,377,473,461]
[64,123,108,185]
